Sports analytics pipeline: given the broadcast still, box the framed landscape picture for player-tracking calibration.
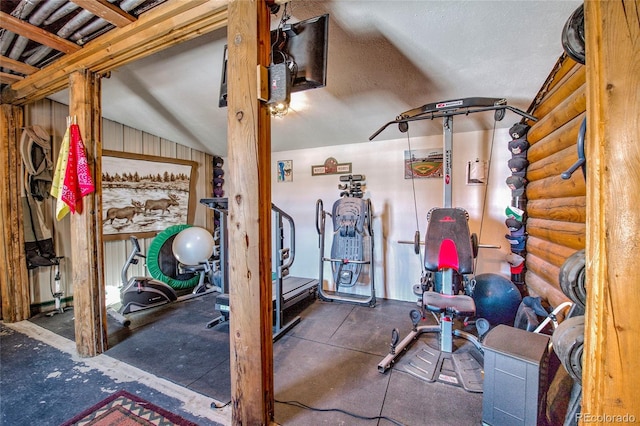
[101,150,197,241]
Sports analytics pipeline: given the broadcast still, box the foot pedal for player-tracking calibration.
[475,317,490,342]
[452,349,484,393]
[403,345,440,382]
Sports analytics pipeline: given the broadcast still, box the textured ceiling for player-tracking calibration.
[48,0,582,156]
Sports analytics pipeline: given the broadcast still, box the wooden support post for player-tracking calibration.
[226,0,274,424]
[0,104,30,322]
[583,0,640,420]
[69,70,108,357]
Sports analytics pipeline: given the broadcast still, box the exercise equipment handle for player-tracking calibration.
[315,199,329,237]
[397,240,500,249]
[122,236,143,286]
[322,257,370,265]
[561,117,586,180]
[272,203,295,270]
[366,199,374,236]
[370,99,538,141]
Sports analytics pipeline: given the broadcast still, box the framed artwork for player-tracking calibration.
[311,157,352,176]
[404,149,443,179]
[102,150,197,241]
[277,160,293,182]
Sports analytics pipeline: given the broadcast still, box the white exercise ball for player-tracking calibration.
[172,226,215,265]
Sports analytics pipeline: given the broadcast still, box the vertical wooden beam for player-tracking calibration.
[227,0,274,424]
[583,0,640,420]
[69,70,108,357]
[0,104,30,322]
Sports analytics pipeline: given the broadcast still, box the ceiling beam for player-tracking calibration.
[1,0,229,105]
[0,72,24,85]
[0,11,81,55]
[0,55,39,76]
[70,0,137,28]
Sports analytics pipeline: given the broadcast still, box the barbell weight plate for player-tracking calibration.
[551,315,585,384]
[560,249,586,307]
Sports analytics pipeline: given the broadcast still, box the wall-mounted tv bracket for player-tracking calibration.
[338,174,366,198]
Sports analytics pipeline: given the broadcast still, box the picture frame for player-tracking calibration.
[311,157,352,176]
[101,150,197,241]
[404,149,443,179]
[277,160,293,182]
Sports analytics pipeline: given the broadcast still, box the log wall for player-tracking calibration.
[525,56,585,308]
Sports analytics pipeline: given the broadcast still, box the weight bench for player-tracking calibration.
[378,207,483,392]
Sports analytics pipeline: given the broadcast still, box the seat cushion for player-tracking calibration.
[423,291,476,317]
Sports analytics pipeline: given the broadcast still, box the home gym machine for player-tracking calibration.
[200,198,317,341]
[371,97,536,392]
[108,227,221,327]
[315,174,376,307]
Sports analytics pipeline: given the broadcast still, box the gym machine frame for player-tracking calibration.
[372,97,536,375]
[315,176,376,307]
[200,198,317,340]
[108,234,222,328]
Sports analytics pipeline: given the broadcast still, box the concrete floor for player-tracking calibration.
[1,293,485,425]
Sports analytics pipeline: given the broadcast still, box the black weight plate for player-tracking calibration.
[552,315,584,384]
[560,250,586,307]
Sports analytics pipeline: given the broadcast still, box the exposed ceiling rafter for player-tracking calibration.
[0,55,39,75]
[0,10,82,54]
[1,0,229,105]
[70,0,137,28]
[0,71,24,85]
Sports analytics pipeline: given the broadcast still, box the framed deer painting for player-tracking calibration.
[102,150,197,241]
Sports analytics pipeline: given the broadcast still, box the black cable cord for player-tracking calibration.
[210,400,231,409]
[406,130,425,274]
[474,119,497,273]
[275,399,406,426]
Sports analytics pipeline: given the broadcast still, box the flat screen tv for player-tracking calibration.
[219,14,329,107]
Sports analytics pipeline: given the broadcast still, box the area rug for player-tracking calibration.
[60,390,198,426]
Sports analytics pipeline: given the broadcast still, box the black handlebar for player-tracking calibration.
[369,97,538,141]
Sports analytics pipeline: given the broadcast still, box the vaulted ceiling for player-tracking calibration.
[1,0,582,156]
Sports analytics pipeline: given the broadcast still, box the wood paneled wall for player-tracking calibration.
[23,98,214,309]
[0,105,30,322]
[524,56,585,308]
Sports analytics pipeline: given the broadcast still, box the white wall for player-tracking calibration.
[271,128,513,302]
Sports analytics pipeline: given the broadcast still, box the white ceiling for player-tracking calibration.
[49,0,581,156]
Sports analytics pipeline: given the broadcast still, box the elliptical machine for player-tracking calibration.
[108,229,220,327]
[120,236,179,313]
[108,236,178,326]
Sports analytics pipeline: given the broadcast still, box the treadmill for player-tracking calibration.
[200,198,317,341]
